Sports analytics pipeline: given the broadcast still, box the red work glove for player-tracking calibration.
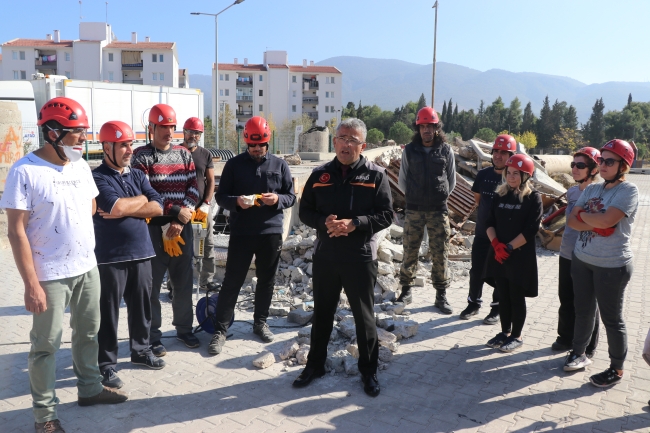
[491,238,510,264]
[593,227,616,237]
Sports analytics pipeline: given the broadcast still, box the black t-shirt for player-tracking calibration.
[471,167,502,238]
[191,146,214,204]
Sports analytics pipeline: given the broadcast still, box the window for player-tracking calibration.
[259,90,263,97]
[159,72,164,81]
[326,77,330,84]
[225,74,229,81]
[219,89,223,96]
[20,71,26,80]
[12,51,17,60]
[259,75,263,81]
[331,91,335,98]
[108,72,114,81]
[325,106,329,113]
[292,105,296,112]
[331,106,335,113]
[331,76,335,84]
[159,54,164,62]
[19,51,25,60]
[325,91,330,98]
[65,71,71,79]
[152,54,157,62]
[259,104,263,112]
[152,73,157,81]
[13,71,19,79]
[292,75,296,83]
[292,90,296,97]
[108,53,114,62]
[219,74,224,81]
[65,52,70,61]
[225,89,229,96]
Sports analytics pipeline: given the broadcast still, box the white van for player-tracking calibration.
[0,81,40,150]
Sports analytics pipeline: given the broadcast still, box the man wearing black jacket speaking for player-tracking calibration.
[209,116,296,355]
[294,118,393,397]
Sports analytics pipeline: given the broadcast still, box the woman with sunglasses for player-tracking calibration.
[484,154,543,352]
[565,139,638,387]
[553,148,601,356]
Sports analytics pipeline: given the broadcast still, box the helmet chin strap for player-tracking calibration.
[104,142,119,168]
[604,169,624,185]
[46,126,69,161]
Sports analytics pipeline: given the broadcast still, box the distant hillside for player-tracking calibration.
[191,58,650,123]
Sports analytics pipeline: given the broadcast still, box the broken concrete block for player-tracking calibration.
[464,235,475,249]
[297,326,311,339]
[279,341,300,360]
[378,248,393,263]
[419,242,429,257]
[384,341,400,352]
[376,313,393,329]
[291,267,305,283]
[304,248,314,261]
[326,350,349,373]
[288,309,313,325]
[346,342,359,359]
[380,240,404,261]
[389,224,404,238]
[295,345,310,365]
[384,303,405,315]
[377,274,398,292]
[378,261,394,276]
[280,250,293,263]
[293,258,304,267]
[344,356,359,375]
[338,317,357,339]
[393,320,419,339]
[414,276,425,287]
[269,303,290,316]
[377,327,397,345]
[281,268,292,278]
[282,235,303,250]
[214,234,230,248]
[252,352,276,369]
[378,346,393,363]
[462,220,476,232]
[299,235,316,247]
[382,289,396,302]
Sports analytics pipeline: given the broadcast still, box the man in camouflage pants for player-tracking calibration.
[397,107,456,314]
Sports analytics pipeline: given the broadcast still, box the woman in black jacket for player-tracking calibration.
[483,154,543,353]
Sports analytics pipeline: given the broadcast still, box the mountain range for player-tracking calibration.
[191,56,650,123]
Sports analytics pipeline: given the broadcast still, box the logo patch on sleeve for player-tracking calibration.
[319,173,331,183]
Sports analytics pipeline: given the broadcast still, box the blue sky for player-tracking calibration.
[2,0,649,84]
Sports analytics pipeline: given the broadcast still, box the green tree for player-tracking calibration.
[550,127,585,151]
[484,97,507,133]
[521,102,537,133]
[417,93,427,111]
[582,98,606,146]
[342,101,356,118]
[451,104,459,132]
[356,101,364,121]
[475,127,497,143]
[628,93,633,108]
[505,97,522,134]
[536,96,553,148]
[217,104,238,152]
[441,101,447,128]
[513,130,538,149]
[445,98,453,132]
[388,121,412,144]
[563,105,579,130]
[366,128,385,144]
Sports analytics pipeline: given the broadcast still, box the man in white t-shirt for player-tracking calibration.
[1,97,128,433]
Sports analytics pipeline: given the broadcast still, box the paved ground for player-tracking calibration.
[1,175,650,432]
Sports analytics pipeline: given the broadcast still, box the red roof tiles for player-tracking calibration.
[3,38,74,48]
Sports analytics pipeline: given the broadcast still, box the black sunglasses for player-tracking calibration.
[248,143,268,148]
[597,157,621,167]
[570,162,588,169]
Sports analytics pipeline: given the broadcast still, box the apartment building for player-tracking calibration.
[1,22,182,87]
[214,50,342,128]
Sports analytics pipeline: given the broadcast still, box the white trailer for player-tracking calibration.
[30,75,204,151]
[0,81,40,150]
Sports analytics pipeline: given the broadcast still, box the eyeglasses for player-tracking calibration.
[247,143,268,148]
[184,129,202,136]
[335,136,364,146]
[62,128,87,135]
[597,157,621,167]
[570,162,588,169]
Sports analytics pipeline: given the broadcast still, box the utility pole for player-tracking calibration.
[431,1,439,111]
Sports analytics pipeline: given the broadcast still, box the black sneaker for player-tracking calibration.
[396,286,413,305]
[586,350,597,359]
[253,322,275,342]
[434,290,453,314]
[486,332,508,348]
[151,341,166,357]
[552,340,572,351]
[176,332,200,349]
[499,336,523,353]
[483,308,499,325]
[590,367,622,388]
[131,351,166,370]
[208,332,226,355]
[563,351,592,371]
[459,303,480,320]
[101,367,124,389]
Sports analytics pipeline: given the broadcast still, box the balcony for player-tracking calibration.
[35,61,57,70]
[236,110,253,118]
[302,96,318,104]
[305,112,318,120]
[122,63,143,71]
[303,80,319,90]
[236,78,253,87]
[236,95,253,102]
[123,79,143,85]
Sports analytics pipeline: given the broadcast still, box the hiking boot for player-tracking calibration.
[563,351,592,371]
[499,336,524,353]
[483,307,499,325]
[253,322,275,342]
[434,289,453,314]
[151,341,166,357]
[35,419,65,433]
[176,332,200,349]
[459,302,480,320]
[77,386,128,407]
[486,332,509,348]
[208,332,226,355]
[552,340,572,351]
[101,368,123,389]
[131,351,166,370]
[590,367,623,388]
[396,286,413,305]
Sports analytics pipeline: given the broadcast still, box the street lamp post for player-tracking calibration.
[431,1,439,111]
[191,0,245,150]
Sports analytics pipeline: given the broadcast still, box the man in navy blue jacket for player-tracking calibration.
[209,116,296,355]
[93,121,166,389]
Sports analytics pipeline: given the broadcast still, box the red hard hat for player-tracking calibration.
[601,139,635,167]
[148,104,177,126]
[505,154,535,176]
[99,121,134,143]
[493,134,516,152]
[574,146,601,165]
[415,107,439,125]
[38,97,89,128]
[183,117,204,132]
[243,116,271,145]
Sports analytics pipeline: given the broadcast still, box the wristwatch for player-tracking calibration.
[506,243,514,252]
[352,218,361,227]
